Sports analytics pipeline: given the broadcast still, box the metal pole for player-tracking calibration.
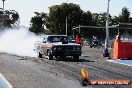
[66,16,67,35]
[79,25,80,34]
[2,0,5,29]
[103,0,110,57]
[118,28,120,34]
[105,0,110,49]
[65,0,68,36]
[2,0,5,13]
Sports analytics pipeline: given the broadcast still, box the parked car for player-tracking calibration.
[34,35,82,61]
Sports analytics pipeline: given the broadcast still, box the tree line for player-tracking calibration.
[0,3,131,38]
[29,3,132,37]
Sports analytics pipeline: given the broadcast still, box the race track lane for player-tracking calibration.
[0,52,132,88]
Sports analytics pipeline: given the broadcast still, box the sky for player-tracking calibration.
[0,0,131,27]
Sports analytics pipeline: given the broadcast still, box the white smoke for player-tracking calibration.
[0,27,40,57]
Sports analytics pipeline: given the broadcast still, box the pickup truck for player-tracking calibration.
[34,35,82,61]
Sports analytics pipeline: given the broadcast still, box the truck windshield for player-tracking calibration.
[47,36,69,43]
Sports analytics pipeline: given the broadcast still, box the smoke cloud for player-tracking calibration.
[0,27,39,57]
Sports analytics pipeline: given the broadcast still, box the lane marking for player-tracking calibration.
[107,60,132,67]
[0,73,13,88]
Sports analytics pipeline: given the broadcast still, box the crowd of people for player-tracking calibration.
[75,34,114,48]
[74,31,132,49]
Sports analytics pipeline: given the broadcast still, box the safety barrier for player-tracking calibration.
[113,40,132,59]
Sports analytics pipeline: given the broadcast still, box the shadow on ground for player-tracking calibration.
[57,58,94,62]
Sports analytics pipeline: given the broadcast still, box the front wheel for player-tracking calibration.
[48,54,53,60]
[73,55,79,61]
[48,51,53,60]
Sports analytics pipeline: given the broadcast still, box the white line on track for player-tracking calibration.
[0,73,13,88]
[107,60,132,67]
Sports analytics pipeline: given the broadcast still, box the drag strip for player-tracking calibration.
[0,47,132,88]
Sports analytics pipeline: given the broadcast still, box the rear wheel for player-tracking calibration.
[38,52,43,58]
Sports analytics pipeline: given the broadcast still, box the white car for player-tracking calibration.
[34,35,82,61]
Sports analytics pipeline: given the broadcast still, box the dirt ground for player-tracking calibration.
[0,47,132,88]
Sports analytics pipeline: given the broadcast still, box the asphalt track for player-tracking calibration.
[0,47,132,88]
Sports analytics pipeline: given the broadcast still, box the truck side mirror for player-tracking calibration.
[43,41,46,43]
[43,38,46,43]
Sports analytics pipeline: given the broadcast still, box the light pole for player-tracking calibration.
[2,0,5,13]
[66,16,67,36]
[2,0,5,29]
[103,0,110,57]
[65,0,68,36]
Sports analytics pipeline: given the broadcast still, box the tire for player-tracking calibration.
[48,54,53,60]
[47,52,53,60]
[38,52,43,58]
[47,50,53,60]
[74,55,79,61]
[56,56,62,61]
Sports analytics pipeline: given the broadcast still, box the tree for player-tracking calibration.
[111,16,120,26]
[29,12,47,34]
[0,9,19,28]
[120,7,130,23]
[92,13,112,26]
[44,3,93,35]
[91,12,115,39]
[81,11,92,26]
